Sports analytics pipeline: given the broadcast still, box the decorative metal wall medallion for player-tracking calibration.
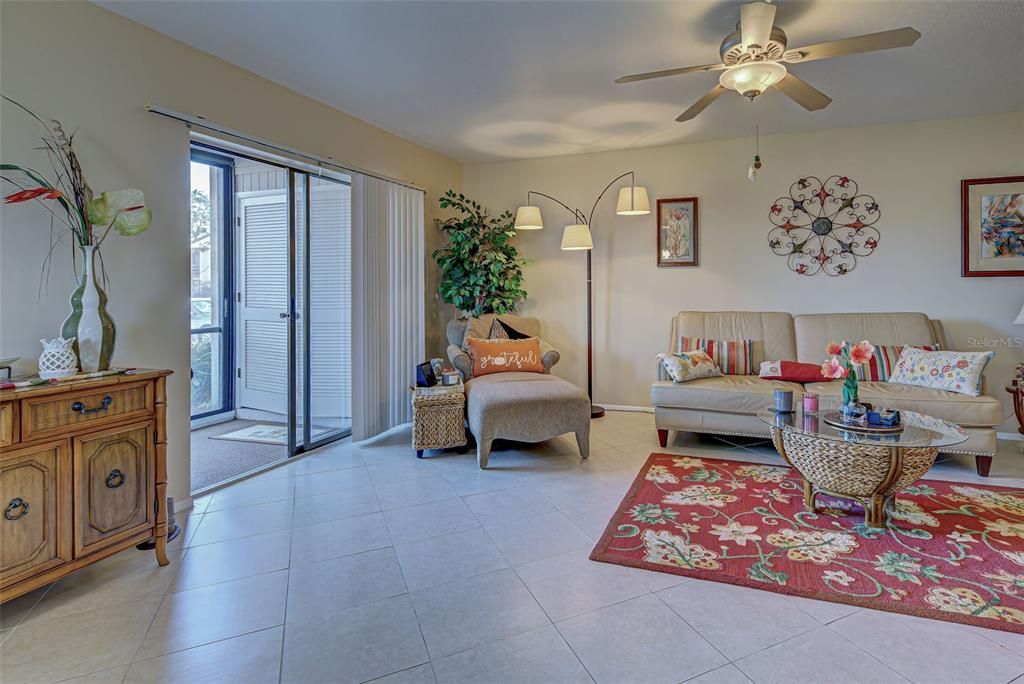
[768,175,880,276]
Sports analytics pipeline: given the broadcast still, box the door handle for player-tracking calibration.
[279,313,300,320]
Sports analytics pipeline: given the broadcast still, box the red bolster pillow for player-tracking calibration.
[759,360,830,384]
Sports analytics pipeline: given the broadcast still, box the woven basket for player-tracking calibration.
[777,428,937,498]
[412,391,467,450]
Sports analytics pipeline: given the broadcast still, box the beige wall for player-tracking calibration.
[0,1,462,502]
[464,112,1024,432]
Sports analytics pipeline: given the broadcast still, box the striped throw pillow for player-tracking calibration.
[679,337,755,375]
[853,344,940,382]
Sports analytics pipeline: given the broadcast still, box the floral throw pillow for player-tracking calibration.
[888,347,994,396]
[852,344,940,382]
[660,350,723,383]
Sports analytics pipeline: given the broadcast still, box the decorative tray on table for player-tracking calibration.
[821,411,905,434]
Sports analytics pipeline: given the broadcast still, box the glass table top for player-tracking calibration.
[756,405,968,449]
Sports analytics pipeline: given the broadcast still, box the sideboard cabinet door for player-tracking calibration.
[0,441,71,587]
[73,421,154,556]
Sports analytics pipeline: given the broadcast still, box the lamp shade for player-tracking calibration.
[561,224,593,251]
[719,62,787,98]
[514,205,544,230]
[616,186,651,216]
[1015,304,1024,325]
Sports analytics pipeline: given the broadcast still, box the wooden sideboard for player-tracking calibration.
[0,369,172,603]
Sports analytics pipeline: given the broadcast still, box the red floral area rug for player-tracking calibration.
[590,453,1024,633]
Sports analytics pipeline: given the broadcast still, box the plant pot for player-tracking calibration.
[61,245,115,372]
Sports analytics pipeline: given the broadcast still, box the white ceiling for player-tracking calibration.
[100,0,1023,163]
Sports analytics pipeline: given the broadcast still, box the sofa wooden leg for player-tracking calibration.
[975,455,993,477]
[657,429,668,448]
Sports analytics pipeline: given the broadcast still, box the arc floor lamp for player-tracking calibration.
[515,172,650,418]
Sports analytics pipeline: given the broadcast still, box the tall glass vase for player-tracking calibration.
[842,366,859,405]
[61,244,116,372]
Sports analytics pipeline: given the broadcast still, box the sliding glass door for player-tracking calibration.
[190,143,350,491]
[293,172,352,450]
[189,150,233,420]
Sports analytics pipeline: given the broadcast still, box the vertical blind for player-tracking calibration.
[351,175,425,440]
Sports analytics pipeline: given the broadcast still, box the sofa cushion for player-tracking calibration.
[803,381,1002,427]
[669,312,795,369]
[651,376,804,415]
[794,313,941,364]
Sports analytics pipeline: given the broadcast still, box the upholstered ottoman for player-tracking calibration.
[465,372,590,468]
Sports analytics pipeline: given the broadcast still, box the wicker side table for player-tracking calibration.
[411,381,467,458]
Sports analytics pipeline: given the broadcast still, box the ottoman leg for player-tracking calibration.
[657,429,668,448]
[575,429,590,460]
[477,438,492,469]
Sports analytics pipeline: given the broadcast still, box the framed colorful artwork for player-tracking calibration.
[657,197,698,267]
[962,176,1024,277]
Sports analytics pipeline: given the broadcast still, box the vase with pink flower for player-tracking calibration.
[821,340,875,422]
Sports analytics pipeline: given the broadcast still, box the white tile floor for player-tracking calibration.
[3,410,1024,684]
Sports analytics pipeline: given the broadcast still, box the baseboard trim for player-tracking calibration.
[600,404,654,414]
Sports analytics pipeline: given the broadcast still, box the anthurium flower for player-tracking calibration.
[4,187,62,203]
[87,189,151,237]
[850,340,875,366]
[821,356,848,379]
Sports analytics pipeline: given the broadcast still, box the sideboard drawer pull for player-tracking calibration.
[71,395,113,415]
[105,468,126,489]
[5,497,29,521]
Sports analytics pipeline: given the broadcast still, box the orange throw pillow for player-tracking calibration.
[466,337,544,377]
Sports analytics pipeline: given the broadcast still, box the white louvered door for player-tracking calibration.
[237,193,289,415]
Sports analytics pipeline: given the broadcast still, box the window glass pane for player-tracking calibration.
[307,176,352,435]
[190,331,223,415]
[190,161,223,330]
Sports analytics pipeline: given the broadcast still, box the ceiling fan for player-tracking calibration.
[615,1,920,122]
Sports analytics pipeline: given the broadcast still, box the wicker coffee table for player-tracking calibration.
[757,406,967,528]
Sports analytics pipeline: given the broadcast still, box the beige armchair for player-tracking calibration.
[446,314,560,380]
[445,315,589,468]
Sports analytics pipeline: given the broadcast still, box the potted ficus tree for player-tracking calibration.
[433,190,526,317]
[1,96,152,372]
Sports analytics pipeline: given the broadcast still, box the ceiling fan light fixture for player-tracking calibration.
[719,62,787,99]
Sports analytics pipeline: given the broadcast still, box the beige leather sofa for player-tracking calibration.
[652,311,1002,476]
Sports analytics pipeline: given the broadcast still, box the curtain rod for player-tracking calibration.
[145,103,425,193]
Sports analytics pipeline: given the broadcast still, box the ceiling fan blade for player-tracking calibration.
[740,1,777,52]
[783,27,921,63]
[615,63,726,84]
[676,85,728,122]
[774,73,832,111]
